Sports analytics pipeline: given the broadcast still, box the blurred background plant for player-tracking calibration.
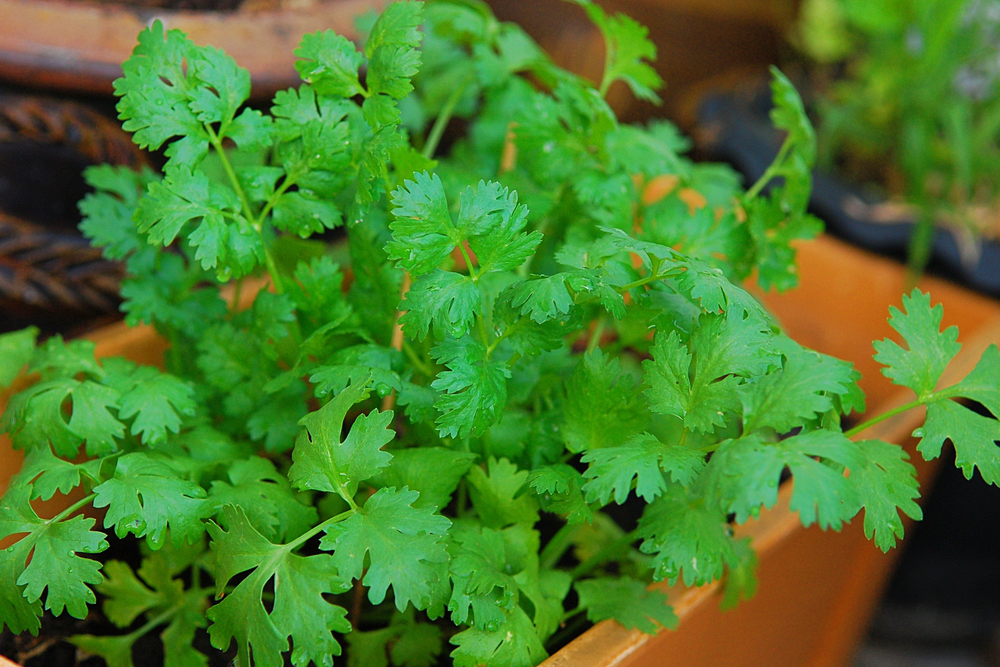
[797,0,1000,277]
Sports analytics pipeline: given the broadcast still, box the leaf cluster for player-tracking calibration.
[1,3,999,667]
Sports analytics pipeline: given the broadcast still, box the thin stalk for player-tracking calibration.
[586,317,607,353]
[540,523,579,571]
[206,126,253,216]
[844,396,936,439]
[422,79,469,160]
[285,508,356,552]
[569,528,640,580]
[743,139,793,201]
[49,493,97,525]
[402,341,436,378]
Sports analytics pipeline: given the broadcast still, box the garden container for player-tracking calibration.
[3,234,999,667]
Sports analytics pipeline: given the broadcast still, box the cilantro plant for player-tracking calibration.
[2,2,999,667]
[799,0,1000,275]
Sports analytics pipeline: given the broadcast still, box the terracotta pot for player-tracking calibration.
[2,235,1000,666]
[0,0,385,99]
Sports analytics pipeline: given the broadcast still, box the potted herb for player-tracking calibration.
[2,2,999,667]
[698,0,1000,295]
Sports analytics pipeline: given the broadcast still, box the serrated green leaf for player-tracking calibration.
[874,290,961,396]
[575,576,677,633]
[637,483,736,586]
[575,0,663,103]
[208,506,351,667]
[290,378,394,499]
[740,339,860,433]
[320,487,451,610]
[431,336,510,438]
[294,30,365,97]
[916,400,1000,485]
[563,350,647,453]
[0,328,37,387]
[467,457,540,529]
[853,439,923,552]
[582,432,705,505]
[450,605,546,667]
[209,456,317,542]
[371,447,476,510]
[400,269,480,340]
[93,452,211,548]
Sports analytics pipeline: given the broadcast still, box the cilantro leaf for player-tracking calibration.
[874,290,961,396]
[709,430,862,528]
[467,457,540,529]
[388,171,456,275]
[320,487,451,610]
[450,605,546,667]
[740,339,860,433]
[575,576,677,633]
[114,21,202,153]
[582,432,705,505]
[573,1,663,103]
[371,447,476,510]
[562,350,647,453]
[289,378,394,500]
[294,30,365,97]
[430,336,510,439]
[637,483,736,586]
[916,400,1000,485]
[1,484,108,620]
[0,328,37,387]
[853,439,923,552]
[526,464,594,525]
[103,363,196,446]
[400,270,480,340]
[209,457,317,542]
[365,0,424,100]
[208,506,351,667]
[644,312,775,433]
[93,452,211,549]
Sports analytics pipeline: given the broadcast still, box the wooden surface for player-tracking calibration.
[541,235,1000,667]
[0,0,383,98]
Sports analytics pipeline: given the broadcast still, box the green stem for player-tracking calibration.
[570,528,640,580]
[206,126,253,217]
[49,493,97,525]
[487,315,528,356]
[617,271,667,294]
[206,124,285,294]
[844,394,943,439]
[744,139,792,202]
[402,341,436,377]
[256,173,298,229]
[422,79,469,160]
[286,508,357,552]
[230,277,244,315]
[540,523,579,571]
[586,317,607,353]
[127,604,184,642]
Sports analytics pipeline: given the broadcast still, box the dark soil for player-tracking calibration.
[0,534,236,667]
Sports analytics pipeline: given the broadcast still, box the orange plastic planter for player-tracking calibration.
[2,235,999,667]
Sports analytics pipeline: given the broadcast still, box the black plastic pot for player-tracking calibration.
[695,78,1000,297]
